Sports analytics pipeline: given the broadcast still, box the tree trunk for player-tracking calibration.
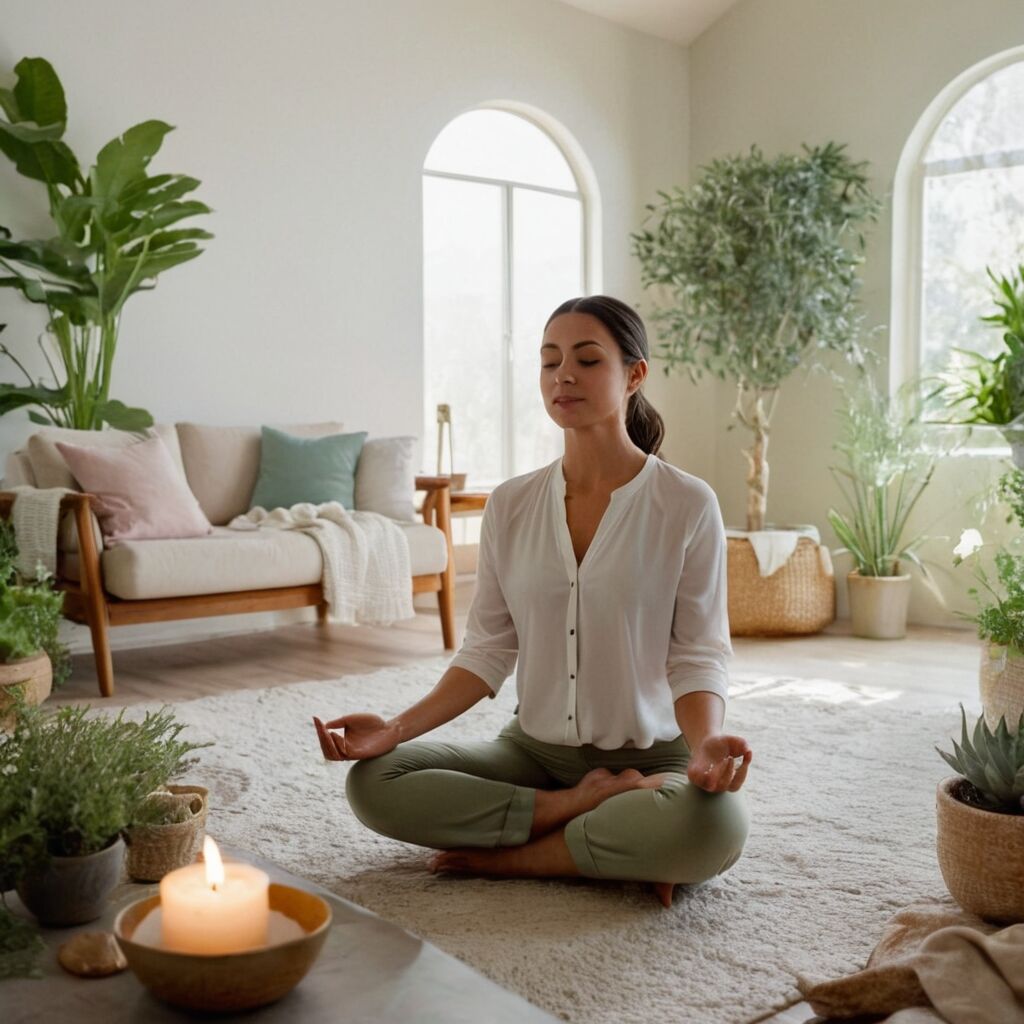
[735,386,777,533]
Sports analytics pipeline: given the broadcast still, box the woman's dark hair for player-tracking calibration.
[544,295,665,456]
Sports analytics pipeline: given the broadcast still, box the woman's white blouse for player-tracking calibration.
[449,454,732,749]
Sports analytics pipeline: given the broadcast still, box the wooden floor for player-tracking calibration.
[53,580,981,1024]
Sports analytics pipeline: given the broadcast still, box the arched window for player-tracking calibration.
[892,50,1024,394]
[422,108,594,486]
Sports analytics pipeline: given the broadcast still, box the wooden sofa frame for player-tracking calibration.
[0,476,456,698]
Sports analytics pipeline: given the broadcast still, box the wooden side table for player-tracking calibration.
[419,484,489,525]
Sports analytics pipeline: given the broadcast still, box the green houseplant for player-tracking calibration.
[954,468,1024,728]
[0,702,207,926]
[0,56,213,430]
[632,142,882,533]
[827,375,947,639]
[0,518,70,723]
[927,264,1024,460]
[935,705,1024,922]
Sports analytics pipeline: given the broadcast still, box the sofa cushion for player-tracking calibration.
[175,421,345,526]
[26,425,185,490]
[62,522,449,599]
[56,436,213,542]
[250,427,367,511]
[3,450,37,488]
[355,437,417,522]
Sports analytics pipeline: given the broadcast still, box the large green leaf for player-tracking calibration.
[12,57,67,130]
[122,228,212,258]
[96,399,153,431]
[110,199,211,245]
[0,130,79,187]
[0,118,65,143]
[0,381,69,417]
[91,120,173,205]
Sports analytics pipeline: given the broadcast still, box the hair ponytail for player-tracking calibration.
[545,295,665,457]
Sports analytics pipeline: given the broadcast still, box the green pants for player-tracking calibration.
[345,716,749,885]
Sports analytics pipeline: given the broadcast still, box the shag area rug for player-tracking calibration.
[120,662,958,1024]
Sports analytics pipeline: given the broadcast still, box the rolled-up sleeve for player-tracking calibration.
[665,492,732,703]
[448,496,518,695]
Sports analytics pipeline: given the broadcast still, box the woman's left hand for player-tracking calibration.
[687,734,752,793]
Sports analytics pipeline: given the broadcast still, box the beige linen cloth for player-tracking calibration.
[6,485,72,577]
[797,900,1024,1023]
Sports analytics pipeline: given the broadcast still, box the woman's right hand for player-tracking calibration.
[313,714,401,761]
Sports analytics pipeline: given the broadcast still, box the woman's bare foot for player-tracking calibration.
[430,829,579,878]
[530,767,661,838]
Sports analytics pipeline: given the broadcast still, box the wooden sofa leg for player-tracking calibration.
[73,497,115,698]
[316,602,329,626]
[433,487,457,651]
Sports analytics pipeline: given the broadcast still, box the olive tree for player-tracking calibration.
[632,142,881,531]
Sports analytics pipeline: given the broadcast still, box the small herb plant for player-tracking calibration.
[937,704,1024,814]
[0,702,208,884]
[0,519,70,686]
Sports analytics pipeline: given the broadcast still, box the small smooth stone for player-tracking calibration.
[58,931,128,977]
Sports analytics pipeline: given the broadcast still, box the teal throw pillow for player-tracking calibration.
[250,427,367,511]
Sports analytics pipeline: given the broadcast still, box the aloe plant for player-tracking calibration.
[937,704,1024,814]
[0,56,212,430]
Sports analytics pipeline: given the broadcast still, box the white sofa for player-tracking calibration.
[1,423,456,697]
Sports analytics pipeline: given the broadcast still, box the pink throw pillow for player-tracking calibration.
[56,436,212,542]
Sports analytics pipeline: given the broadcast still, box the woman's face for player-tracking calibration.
[540,312,646,430]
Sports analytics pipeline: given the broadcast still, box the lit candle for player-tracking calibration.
[159,837,270,954]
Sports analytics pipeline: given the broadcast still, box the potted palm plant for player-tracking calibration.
[633,142,881,635]
[927,264,1024,463]
[0,56,212,430]
[0,520,70,726]
[0,703,206,926]
[935,706,1024,922]
[827,376,947,639]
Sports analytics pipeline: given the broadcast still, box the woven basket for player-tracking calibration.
[978,645,1024,730]
[936,777,1024,922]
[727,536,835,636]
[125,785,209,883]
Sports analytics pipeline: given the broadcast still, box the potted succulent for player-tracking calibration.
[0,519,70,726]
[954,468,1024,729]
[935,706,1024,922]
[827,375,948,639]
[633,142,881,635]
[0,702,206,926]
[927,264,1024,463]
[0,56,213,430]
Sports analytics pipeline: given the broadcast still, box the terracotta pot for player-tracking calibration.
[978,645,1024,731]
[847,570,911,639]
[17,836,126,926]
[0,651,52,730]
[936,777,1024,923]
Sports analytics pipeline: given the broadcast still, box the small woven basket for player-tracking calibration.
[125,784,209,883]
[936,777,1024,922]
[727,536,835,636]
[978,645,1024,730]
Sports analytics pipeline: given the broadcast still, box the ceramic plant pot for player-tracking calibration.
[847,571,911,639]
[17,836,126,927]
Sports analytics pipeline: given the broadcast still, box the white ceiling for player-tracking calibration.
[556,0,740,46]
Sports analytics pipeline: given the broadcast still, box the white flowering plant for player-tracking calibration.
[954,470,1024,653]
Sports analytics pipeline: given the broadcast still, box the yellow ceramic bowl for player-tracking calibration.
[114,883,332,1012]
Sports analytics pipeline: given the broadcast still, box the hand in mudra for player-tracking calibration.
[313,714,400,761]
[687,734,752,793]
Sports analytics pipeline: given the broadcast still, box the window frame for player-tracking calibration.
[422,105,600,484]
[891,46,1024,457]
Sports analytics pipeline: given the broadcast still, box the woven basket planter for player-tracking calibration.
[936,777,1024,922]
[124,785,209,883]
[0,651,52,731]
[727,536,835,636]
[978,645,1024,730]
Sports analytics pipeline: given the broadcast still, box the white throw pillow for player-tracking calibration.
[355,437,417,522]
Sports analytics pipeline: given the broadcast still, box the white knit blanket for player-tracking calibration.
[228,503,415,625]
[726,524,834,578]
[7,486,72,578]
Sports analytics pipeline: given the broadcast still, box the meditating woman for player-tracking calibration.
[313,294,751,908]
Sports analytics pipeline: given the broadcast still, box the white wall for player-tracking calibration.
[1,0,694,651]
[688,0,1024,627]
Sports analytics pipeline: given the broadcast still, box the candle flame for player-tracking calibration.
[203,835,225,890]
